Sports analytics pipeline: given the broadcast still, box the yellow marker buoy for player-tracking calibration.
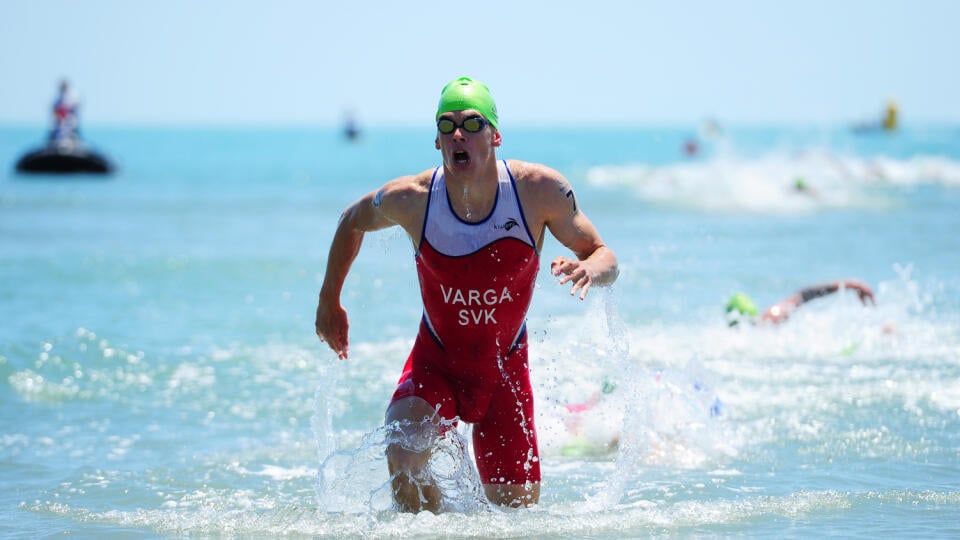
[883,100,898,131]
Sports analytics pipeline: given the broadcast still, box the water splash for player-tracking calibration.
[315,415,489,514]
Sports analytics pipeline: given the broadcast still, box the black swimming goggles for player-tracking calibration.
[437,116,488,134]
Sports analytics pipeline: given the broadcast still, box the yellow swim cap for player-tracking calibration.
[436,77,499,130]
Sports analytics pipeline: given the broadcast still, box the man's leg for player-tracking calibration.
[473,358,542,508]
[385,396,443,513]
[483,482,540,508]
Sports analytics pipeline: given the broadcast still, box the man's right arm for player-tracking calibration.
[314,182,406,359]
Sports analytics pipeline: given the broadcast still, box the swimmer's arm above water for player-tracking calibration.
[798,279,875,306]
[761,279,876,323]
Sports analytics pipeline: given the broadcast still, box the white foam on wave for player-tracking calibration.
[32,487,957,537]
[626,271,955,465]
[18,278,958,535]
[585,150,960,213]
[529,265,960,476]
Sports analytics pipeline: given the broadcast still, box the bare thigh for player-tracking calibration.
[384,396,442,467]
[386,395,439,426]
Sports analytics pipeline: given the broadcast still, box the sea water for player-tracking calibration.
[1,123,959,538]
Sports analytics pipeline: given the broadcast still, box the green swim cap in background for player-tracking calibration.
[726,292,759,317]
[436,76,499,130]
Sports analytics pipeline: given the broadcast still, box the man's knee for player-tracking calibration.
[386,442,431,472]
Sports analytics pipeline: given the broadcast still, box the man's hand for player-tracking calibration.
[551,256,596,300]
[315,300,350,360]
[844,279,876,306]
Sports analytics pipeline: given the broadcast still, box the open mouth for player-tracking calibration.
[453,150,470,164]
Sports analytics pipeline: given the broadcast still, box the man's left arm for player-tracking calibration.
[540,170,619,299]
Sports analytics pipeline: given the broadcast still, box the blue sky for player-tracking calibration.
[2,0,958,127]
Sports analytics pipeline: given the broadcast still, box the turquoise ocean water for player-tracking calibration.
[1,122,959,538]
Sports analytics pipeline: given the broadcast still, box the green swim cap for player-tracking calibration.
[726,293,759,317]
[725,292,758,327]
[436,76,499,130]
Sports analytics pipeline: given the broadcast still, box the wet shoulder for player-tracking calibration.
[507,160,571,207]
[381,168,433,205]
[376,169,433,236]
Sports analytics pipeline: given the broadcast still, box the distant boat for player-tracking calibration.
[18,79,114,175]
[15,137,113,175]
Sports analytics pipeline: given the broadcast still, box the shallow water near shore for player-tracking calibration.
[2,123,959,537]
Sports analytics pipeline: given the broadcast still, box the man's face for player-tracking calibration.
[435,110,501,172]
